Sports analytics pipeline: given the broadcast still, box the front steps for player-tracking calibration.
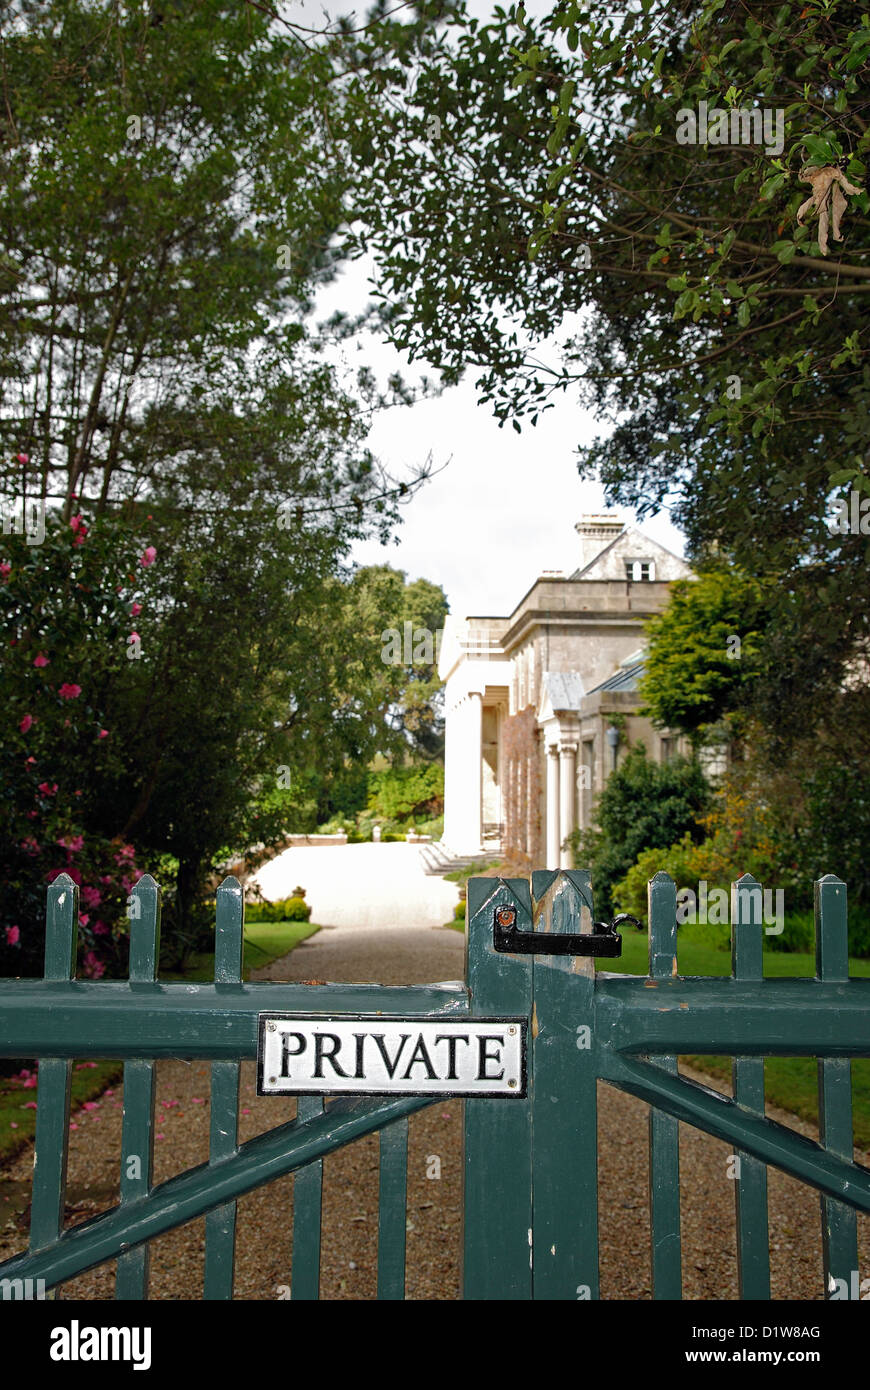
[419,841,501,877]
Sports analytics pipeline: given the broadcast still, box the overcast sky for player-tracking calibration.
[302,0,687,619]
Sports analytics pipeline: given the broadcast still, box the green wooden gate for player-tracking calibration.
[0,866,868,1299]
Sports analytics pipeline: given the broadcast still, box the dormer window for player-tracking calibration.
[625,559,655,582]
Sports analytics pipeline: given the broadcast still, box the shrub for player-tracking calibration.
[244,896,311,923]
[454,899,466,920]
[570,744,710,915]
[367,763,444,823]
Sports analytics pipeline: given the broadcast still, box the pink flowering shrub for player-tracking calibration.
[1,509,156,978]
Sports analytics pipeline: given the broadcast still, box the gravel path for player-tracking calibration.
[1,894,868,1300]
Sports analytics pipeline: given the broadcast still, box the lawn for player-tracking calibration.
[600,930,870,1149]
[162,919,321,983]
[0,919,320,1163]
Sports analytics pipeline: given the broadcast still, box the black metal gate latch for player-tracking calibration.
[493,904,641,957]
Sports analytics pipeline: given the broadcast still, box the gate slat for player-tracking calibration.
[291,1096,323,1299]
[377,1116,409,1300]
[463,877,534,1300]
[647,872,682,1300]
[815,875,858,1299]
[30,875,79,1297]
[530,869,600,1300]
[204,877,243,1301]
[731,874,770,1300]
[116,874,161,1300]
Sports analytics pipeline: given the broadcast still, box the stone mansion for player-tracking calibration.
[438,515,692,868]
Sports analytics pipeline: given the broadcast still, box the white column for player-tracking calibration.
[559,741,577,869]
[468,690,484,853]
[442,695,459,849]
[546,743,561,869]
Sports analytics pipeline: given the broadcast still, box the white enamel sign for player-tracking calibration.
[257,1016,526,1096]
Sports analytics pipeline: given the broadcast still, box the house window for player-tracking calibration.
[625,559,655,582]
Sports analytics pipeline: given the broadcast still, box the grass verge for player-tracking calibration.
[601,930,870,1148]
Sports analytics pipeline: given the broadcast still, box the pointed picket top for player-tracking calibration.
[815,874,848,981]
[468,875,529,926]
[731,874,763,980]
[532,869,593,936]
[129,874,161,983]
[648,871,677,979]
[215,876,244,983]
[45,873,79,981]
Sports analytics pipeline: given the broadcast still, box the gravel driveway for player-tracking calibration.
[1,852,867,1300]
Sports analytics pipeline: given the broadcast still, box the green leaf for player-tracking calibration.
[738,300,751,327]
[760,171,786,200]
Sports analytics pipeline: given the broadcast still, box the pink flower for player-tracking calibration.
[58,683,81,700]
[20,837,40,855]
[104,1090,114,1097]
[57,834,84,852]
[140,546,157,567]
[100,875,113,886]
[129,630,140,642]
[0,562,10,580]
[19,714,33,733]
[82,951,105,979]
[98,729,109,739]
[5,926,20,946]
[78,913,89,927]
[120,876,132,894]
[131,602,142,617]
[23,1102,37,1109]
[16,453,28,464]
[21,1076,37,1089]
[72,529,87,547]
[92,921,108,935]
[68,1122,78,1131]
[81,886,102,909]
[82,1101,99,1111]
[69,515,83,532]
[37,782,58,796]
[33,653,49,667]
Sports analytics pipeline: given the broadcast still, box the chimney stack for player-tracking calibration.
[575,514,624,574]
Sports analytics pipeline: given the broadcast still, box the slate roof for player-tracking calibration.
[541,671,586,712]
[587,658,646,694]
